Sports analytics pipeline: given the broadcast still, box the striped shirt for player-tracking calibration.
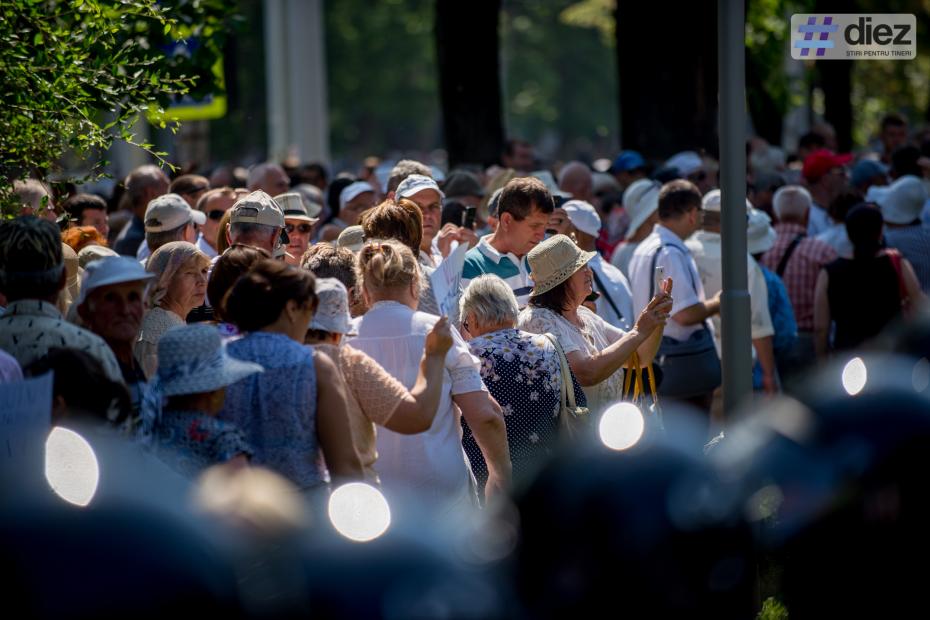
[462,235,534,307]
[884,224,930,293]
[761,223,837,331]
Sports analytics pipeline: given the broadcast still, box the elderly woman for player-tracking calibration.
[304,277,453,483]
[460,275,587,488]
[221,259,363,490]
[518,234,673,415]
[349,239,510,511]
[135,241,211,378]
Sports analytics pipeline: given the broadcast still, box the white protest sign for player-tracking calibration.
[430,242,469,318]
[0,372,52,472]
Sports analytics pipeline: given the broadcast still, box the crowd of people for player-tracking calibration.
[3,115,930,615]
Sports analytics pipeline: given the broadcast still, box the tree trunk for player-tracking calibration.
[816,0,854,151]
[615,0,718,159]
[435,0,504,168]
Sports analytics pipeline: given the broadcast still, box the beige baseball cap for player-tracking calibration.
[144,193,207,232]
[229,190,285,228]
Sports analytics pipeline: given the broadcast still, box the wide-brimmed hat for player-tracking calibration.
[156,324,263,397]
[76,256,155,307]
[875,175,928,225]
[527,234,597,296]
[309,277,355,335]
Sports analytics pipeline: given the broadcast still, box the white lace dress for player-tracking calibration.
[517,305,627,415]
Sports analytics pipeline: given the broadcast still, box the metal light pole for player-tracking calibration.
[718,0,753,413]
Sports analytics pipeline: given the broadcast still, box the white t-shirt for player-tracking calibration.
[518,305,626,415]
[590,254,634,331]
[815,223,853,259]
[348,300,486,512]
[685,230,774,355]
[628,224,707,342]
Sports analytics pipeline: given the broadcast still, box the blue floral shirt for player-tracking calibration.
[463,328,586,487]
[221,332,327,489]
[152,410,252,478]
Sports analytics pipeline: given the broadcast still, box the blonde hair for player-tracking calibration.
[357,238,421,298]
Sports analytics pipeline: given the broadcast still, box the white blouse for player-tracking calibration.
[347,300,486,513]
[518,305,627,415]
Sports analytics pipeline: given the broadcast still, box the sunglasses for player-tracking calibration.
[207,209,226,221]
[286,223,314,234]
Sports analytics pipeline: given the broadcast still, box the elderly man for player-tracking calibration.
[386,159,432,196]
[138,193,206,262]
[686,191,777,394]
[224,190,287,256]
[761,186,837,376]
[561,200,634,331]
[113,165,170,256]
[320,181,376,243]
[611,179,661,278]
[193,187,237,258]
[76,257,155,420]
[462,177,554,307]
[396,174,477,266]
[558,161,595,205]
[802,149,852,236]
[247,162,290,196]
[13,179,58,221]
[878,175,930,292]
[0,217,122,382]
[275,192,319,265]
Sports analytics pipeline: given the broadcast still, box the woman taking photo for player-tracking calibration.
[518,234,673,415]
[221,259,363,491]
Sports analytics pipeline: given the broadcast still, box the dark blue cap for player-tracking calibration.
[610,150,646,173]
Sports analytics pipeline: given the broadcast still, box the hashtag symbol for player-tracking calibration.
[796,15,837,58]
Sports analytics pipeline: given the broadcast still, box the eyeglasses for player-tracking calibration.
[207,209,226,221]
[286,223,314,234]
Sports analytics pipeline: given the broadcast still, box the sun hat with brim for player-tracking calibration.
[527,234,597,297]
[747,208,777,255]
[274,192,320,224]
[156,324,263,397]
[701,189,753,213]
[623,178,661,240]
[876,175,928,225]
[76,256,155,307]
[309,277,356,335]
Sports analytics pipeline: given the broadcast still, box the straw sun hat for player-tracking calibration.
[527,234,597,297]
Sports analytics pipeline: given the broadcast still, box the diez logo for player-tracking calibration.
[791,14,915,60]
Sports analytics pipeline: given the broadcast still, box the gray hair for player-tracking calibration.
[772,185,812,221]
[145,222,189,254]
[387,159,432,193]
[229,221,278,244]
[460,274,519,328]
[247,162,286,191]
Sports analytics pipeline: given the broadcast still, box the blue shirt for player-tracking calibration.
[462,236,534,307]
[221,332,327,489]
[153,410,252,478]
[884,224,930,293]
[754,265,798,389]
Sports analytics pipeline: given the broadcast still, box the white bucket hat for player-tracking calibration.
[527,234,597,296]
[622,179,661,240]
[875,175,928,225]
[747,208,777,255]
[309,277,355,335]
[701,189,753,213]
[156,324,263,396]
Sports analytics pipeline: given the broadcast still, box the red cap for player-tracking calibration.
[802,149,853,182]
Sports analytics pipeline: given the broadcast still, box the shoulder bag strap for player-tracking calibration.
[883,249,910,309]
[543,333,576,410]
[591,266,623,321]
[776,234,805,278]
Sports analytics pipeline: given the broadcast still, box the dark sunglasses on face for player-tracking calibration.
[207,209,226,221]
[285,223,314,234]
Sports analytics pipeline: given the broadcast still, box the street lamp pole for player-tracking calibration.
[718,0,753,414]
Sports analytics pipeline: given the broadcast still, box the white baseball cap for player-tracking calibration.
[339,181,376,209]
[622,179,661,240]
[665,151,704,177]
[76,256,155,307]
[309,277,355,335]
[701,189,753,213]
[875,175,928,225]
[144,193,207,232]
[394,175,444,201]
[561,200,602,237]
